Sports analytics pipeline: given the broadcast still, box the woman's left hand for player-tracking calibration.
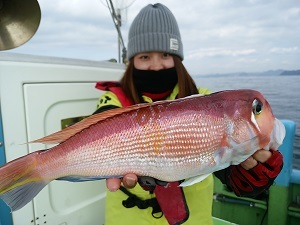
[240,149,272,170]
[228,149,283,197]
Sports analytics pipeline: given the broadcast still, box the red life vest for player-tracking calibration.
[95,81,133,107]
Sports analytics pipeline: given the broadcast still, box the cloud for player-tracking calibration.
[270,47,299,54]
[187,48,256,59]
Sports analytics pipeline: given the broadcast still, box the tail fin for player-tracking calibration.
[0,150,49,211]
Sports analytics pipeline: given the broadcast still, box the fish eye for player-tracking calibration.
[252,99,263,115]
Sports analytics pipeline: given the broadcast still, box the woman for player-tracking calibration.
[94,3,283,225]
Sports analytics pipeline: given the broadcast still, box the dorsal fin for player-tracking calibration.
[29,98,181,144]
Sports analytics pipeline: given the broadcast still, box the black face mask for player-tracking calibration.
[132,67,178,94]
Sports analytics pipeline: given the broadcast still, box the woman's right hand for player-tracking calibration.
[106,174,138,191]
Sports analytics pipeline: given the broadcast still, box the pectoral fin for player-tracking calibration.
[180,174,211,187]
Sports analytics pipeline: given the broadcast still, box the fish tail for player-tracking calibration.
[0,150,49,211]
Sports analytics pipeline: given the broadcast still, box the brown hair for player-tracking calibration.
[120,55,198,104]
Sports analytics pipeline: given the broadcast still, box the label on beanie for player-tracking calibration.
[170,38,179,51]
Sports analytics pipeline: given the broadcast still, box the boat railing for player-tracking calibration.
[269,120,300,224]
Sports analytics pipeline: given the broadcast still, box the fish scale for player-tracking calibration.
[42,113,216,181]
[61,114,222,180]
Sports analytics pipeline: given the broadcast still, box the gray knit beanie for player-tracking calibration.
[127,3,184,60]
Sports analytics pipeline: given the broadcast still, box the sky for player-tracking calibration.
[6,0,300,75]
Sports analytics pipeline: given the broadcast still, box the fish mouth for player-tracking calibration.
[263,118,286,150]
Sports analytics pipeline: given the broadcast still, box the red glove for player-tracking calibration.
[228,149,283,197]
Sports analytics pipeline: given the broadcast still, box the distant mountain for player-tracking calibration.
[195,69,286,77]
[257,70,285,76]
[280,70,300,76]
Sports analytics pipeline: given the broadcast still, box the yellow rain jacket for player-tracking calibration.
[95,84,214,225]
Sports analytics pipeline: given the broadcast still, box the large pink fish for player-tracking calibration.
[0,89,285,211]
